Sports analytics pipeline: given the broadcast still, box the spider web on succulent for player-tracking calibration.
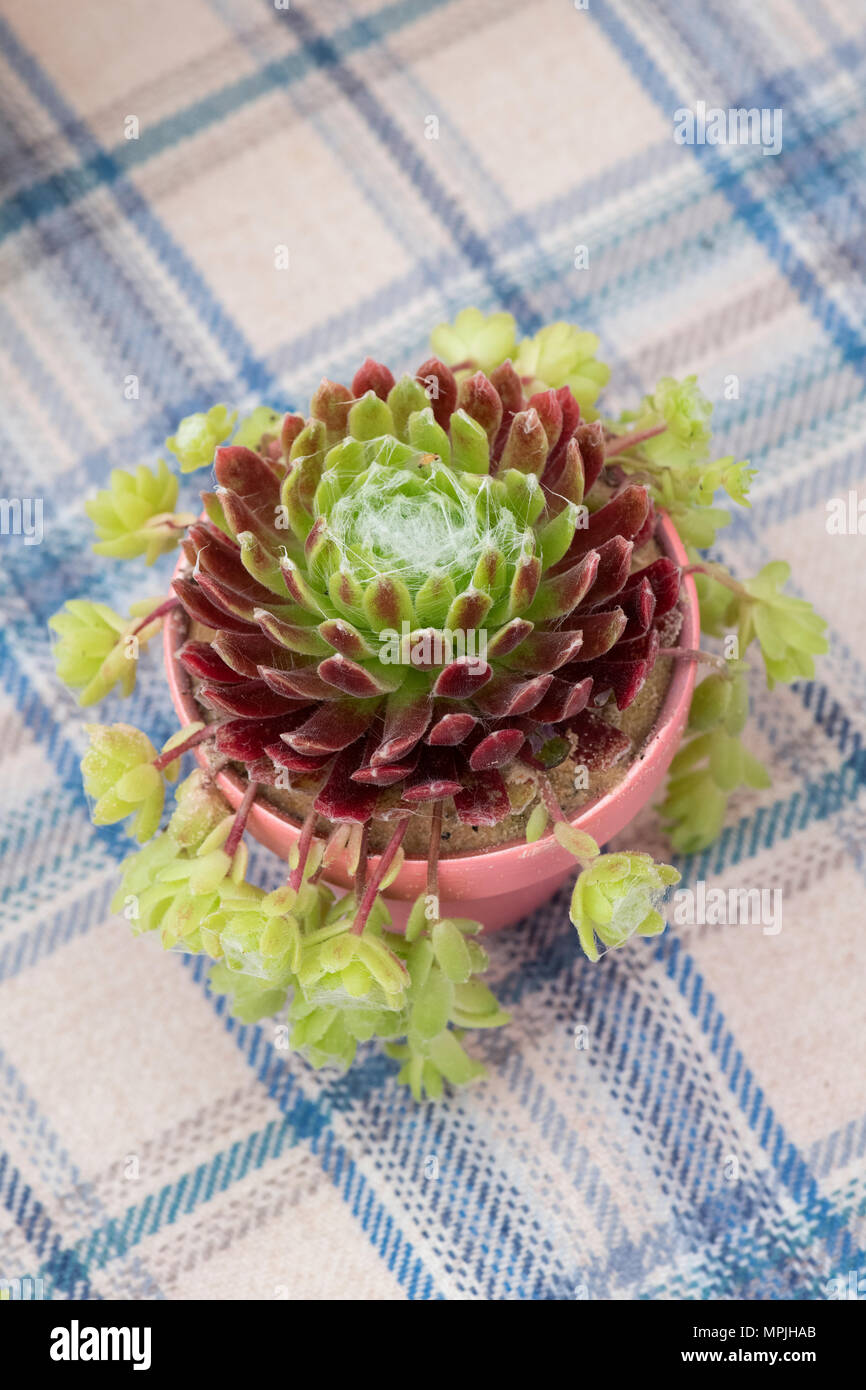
[325,453,527,594]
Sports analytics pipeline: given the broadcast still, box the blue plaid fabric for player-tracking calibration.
[1,0,865,1300]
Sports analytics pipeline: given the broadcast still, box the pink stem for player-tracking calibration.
[224,779,259,860]
[289,806,318,891]
[659,645,729,671]
[131,596,179,637]
[536,773,568,825]
[352,816,410,936]
[354,822,370,902]
[683,563,747,598]
[427,800,444,903]
[151,723,219,772]
[604,423,667,457]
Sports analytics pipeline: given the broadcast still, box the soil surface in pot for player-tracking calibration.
[177,535,682,858]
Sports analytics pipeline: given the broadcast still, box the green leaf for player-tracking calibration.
[431,919,472,983]
[525,803,549,843]
[408,407,451,464]
[430,308,517,375]
[405,893,430,944]
[450,409,489,474]
[386,376,430,441]
[414,572,456,628]
[166,404,236,473]
[410,966,453,1040]
[514,322,609,419]
[553,822,600,862]
[537,503,580,571]
[233,406,282,450]
[688,673,732,732]
[349,391,393,441]
[427,1030,486,1086]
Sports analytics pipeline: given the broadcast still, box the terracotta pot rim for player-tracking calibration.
[163,513,698,881]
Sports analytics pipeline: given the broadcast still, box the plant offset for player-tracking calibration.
[51,310,827,1100]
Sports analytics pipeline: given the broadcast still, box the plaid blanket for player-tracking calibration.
[1,0,865,1301]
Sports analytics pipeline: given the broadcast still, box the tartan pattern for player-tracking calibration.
[1,0,865,1300]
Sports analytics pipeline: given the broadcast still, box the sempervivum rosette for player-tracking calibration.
[174,354,680,828]
[57,305,826,1101]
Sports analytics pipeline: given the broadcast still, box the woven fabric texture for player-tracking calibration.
[1,0,865,1300]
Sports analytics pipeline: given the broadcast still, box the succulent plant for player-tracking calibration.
[171,353,676,829]
[51,308,827,1100]
[568,852,680,962]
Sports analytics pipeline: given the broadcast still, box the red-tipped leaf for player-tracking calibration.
[528,675,593,723]
[214,446,281,512]
[370,681,433,765]
[176,641,246,685]
[486,617,534,659]
[527,550,599,622]
[504,628,584,673]
[315,745,381,823]
[473,672,553,716]
[258,664,340,701]
[216,713,310,761]
[580,536,633,609]
[574,420,606,494]
[212,630,287,679]
[454,769,511,826]
[527,389,563,451]
[622,557,681,617]
[200,680,307,719]
[172,577,259,636]
[468,728,525,771]
[578,657,649,710]
[414,357,457,428]
[457,370,503,443]
[401,747,461,803]
[318,618,375,661]
[265,742,333,774]
[426,711,479,746]
[317,654,402,697]
[432,658,492,699]
[564,607,627,659]
[617,575,656,639]
[568,710,632,770]
[283,699,381,756]
[562,485,649,563]
[352,358,396,402]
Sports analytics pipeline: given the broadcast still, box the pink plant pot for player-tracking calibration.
[164,516,698,932]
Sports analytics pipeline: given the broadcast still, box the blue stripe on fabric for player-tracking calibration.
[205,0,451,280]
[5,111,862,514]
[5,37,864,504]
[276,4,541,327]
[690,0,866,219]
[62,1110,317,1278]
[590,0,866,380]
[0,0,456,249]
[3,0,861,1301]
[0,14,276,399]
[338,0,546,271]
[202,983,445,1297]
[491,896,846,1228]
[0,1058,165,1300]
[0,1149,96,1299]
[0,301,95,458]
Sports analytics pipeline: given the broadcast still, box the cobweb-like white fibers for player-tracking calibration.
[324,452,527,595]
